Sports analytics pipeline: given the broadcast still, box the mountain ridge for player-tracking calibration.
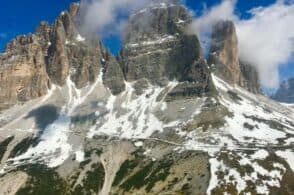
[0,1,293,195]
[273,77,294,103]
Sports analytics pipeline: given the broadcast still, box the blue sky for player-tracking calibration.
[0,0,293,89]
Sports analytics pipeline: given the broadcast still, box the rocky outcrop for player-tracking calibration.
[46,9,124,90]
[208,20,261,94]
[120,0,194,83]
[166,58,216,101]
[102,52,126,95]
[0,35,51,110]
[273,78,294,103]
[240,61,261,94]
[45,5,125,93]
[46,12,73,85]
[120,0,215,98]
[208,20,241,85]
[0,2,125,110]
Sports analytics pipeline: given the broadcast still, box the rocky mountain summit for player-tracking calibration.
[273,77,294,103]
[208,20,261,94]
[0,2,125,110]
[119,0,215,99]
[0,0,293,195]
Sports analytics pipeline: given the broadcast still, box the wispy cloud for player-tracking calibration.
[189,0,294,88]
[79,0,148,37]
[237,1,294,88]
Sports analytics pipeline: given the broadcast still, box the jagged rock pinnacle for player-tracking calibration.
[208,20,261,93]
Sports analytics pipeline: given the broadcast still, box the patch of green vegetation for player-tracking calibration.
[72,162,105,194]
[120,158,173,192]
[9,137,39,158]
[113,159,140,186]
[79,159,91,169]
[217,152,253,177]
[0,136,14,161]
[79,148,103,169]
[145,159,173,192]
[183,103,233,132]
[84,148,103,158]
[15,164,68,195]
[68,171,80,188]
[211,183,239,195]
[121,161,155,191]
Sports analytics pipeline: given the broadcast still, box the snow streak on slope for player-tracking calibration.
[8,71,104,168]
[183,75,294,195]
[0,69,293,194]
[88,81,178,138]
[12,105,72,168]
[183,75,293,155]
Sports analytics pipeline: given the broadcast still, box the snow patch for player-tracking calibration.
[250,149,269,160]
[276,150,294,171]
[127,35,175,48]
[8,71,104,168]
[88,81,179,139]
[134,141,143,147]
[76,34,85,42]
[75,150,85,162]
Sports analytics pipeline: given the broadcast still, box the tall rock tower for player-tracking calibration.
[208,20,261,93]
[119,0,215,98]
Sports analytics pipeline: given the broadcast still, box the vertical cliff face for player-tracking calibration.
[208,20,241,85]
[0,1,266,111]
[46,7,125,91]
[273,78,294,103]
[208,20,261,94]
[0,2,126,110]
[119,0,215,98]
[240,61,261,94]
[0,34,51,110]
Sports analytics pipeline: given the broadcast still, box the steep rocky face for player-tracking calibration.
[1,1,294,194]
[46,12,73,86]
[240,61,261,94]
[120,0,215,97]
[273,78,294,103]
[208,20,241,85]
[0,35,51,110]
[46,9,125,91]
[208,20,261,94]
[0,3,125,110]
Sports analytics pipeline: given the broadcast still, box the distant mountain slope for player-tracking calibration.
[273,78,294,103]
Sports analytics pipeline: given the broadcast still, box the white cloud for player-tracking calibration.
[189,0,294,88]
[189,0,237,34]
[80,0,148,37]
[237,2,294,88]
[187,0,237,53]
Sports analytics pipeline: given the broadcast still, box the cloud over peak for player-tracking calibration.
[80,0,148,37]
[190,0,294,88]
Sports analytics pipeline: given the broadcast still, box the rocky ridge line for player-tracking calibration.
[0,2,125,111]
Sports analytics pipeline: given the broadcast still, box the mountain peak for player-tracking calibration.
[208,20,241,85]
[0,1,294,195]
[120,1,215,98]
[273,77,294,103]
[208,20,261,93]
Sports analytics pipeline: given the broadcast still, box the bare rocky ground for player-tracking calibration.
[0,75,293,194]
[0,171,28,195]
